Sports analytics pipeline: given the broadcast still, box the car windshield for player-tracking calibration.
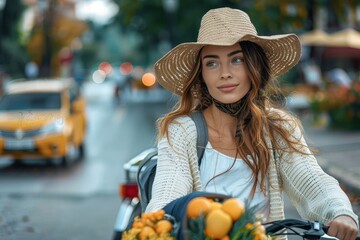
[0,92,61,111]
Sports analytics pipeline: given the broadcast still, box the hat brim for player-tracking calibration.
[155,33,301,96]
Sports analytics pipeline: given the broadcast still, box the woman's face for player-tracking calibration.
[200,44,251,104]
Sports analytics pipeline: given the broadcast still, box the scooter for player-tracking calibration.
[112,148,155,240]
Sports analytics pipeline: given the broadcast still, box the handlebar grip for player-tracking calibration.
[265,219,310,233]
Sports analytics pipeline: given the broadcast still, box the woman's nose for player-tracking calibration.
[220,66,232,79]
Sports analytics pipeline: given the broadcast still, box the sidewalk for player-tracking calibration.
[303,125,360,195]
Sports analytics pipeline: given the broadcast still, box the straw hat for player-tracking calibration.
[154,7,301,96]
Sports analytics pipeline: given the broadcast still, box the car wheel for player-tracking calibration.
[61,156,72,168]
[61,143,77,168]
[13,159,24,166]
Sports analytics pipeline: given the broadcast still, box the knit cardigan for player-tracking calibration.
[146,113,359,229]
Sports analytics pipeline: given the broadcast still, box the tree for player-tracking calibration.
[26,0,88,77]
[0,0,27,77]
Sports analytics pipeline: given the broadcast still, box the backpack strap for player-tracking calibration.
[189,111,208,167]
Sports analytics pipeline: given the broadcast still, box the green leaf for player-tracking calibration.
[185,214,207,240]
[230,200,261,240]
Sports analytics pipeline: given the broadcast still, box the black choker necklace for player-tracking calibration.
[211,94,251,138]
[212,95,248,117]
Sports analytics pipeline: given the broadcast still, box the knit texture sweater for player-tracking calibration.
[146,112,359,230]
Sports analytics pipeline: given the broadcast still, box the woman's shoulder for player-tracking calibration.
[170,115,195,126]
[268,107,302,131]
[167,115,197,136]
[268,107,298,122]
[159,114,198,148]
[268,107,292,118]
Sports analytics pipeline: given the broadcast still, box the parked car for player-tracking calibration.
[0,78,87,166]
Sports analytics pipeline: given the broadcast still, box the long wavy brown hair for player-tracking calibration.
[157,41,310,195]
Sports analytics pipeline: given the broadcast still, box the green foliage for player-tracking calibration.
[1,38,28,78]
[0,0,29,77]
[186,214,207,240]
[1,0,25,39]
[229,202,260,240]
[78,44,98,75]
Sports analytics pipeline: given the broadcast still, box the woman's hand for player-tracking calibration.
[328,215,358,240]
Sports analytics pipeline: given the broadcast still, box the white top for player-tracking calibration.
[200,142,270,220]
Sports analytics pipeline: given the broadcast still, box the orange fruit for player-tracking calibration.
[205,209,233,239]
[138,226,156,239]
[221,198,245,221]
[209,201,222,212]
[156,220,172,234]
[154,209,165,220]
[145,219,156,228]
[132,221,145,229]
[147,212,157,222]
[186,197,212,219]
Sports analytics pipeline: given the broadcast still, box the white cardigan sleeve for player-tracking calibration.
[277,116,359,226]
[145,116,200,212]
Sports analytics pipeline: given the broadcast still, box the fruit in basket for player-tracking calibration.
[122,209,175,240]
[186,197,268,239]
[156,220,173,234]
[205,209,233,238]
[186,196,212,219]
[139,226,156,239]
[210,201,223,211]
[221,198,245,221]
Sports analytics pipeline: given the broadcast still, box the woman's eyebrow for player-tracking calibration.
[228,50,243,57]
[202,54,218,60]
[202,50,243,60]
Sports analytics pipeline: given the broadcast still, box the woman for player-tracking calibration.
[146,7,358,239]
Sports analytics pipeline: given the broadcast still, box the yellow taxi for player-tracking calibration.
[0,78,87,167]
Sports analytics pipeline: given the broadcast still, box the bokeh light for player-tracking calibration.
[98,62,112,76]
[92,70,106,84]
[119,62,133,75]
[142,73,156,87]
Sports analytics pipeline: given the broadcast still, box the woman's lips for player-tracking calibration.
[217,84,239,92]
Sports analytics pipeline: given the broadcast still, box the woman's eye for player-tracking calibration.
[232,57,243,64]
[205,61,218,67]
